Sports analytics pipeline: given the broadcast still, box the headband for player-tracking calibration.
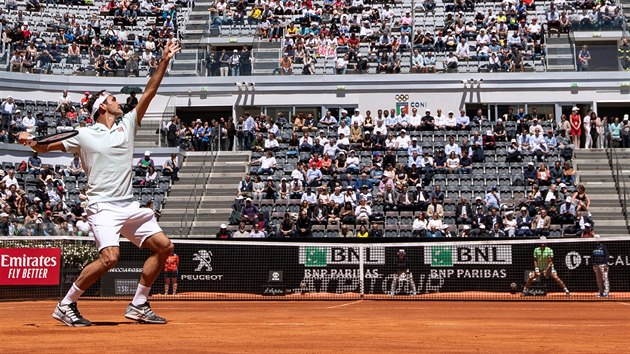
[91,91,111,119]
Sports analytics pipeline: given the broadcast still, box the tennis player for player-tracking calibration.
[19,39,181,326]
[522,237,571,297]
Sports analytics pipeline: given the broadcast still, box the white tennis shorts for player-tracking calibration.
[87,199,162,251]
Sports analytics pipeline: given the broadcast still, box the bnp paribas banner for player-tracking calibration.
[296,244,515,295]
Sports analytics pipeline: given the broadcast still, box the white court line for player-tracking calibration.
[170,322,311,326]
[619,302,630,306]
[326,300,363,309]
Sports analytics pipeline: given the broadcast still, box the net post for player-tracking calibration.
[359,245,365,298]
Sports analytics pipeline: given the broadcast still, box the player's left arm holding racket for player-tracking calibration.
[17,134,67,153]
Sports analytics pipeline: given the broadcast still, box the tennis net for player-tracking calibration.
[1,236,629,301]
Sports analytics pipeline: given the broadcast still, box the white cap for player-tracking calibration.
[486,130,493,136]
[479,224,486,229]
[401,129,406,133]
[34,197,41,202]
[0,212,8,218]
[528,162,534,166]
[463,225,470,230]
[559,183,567,188]
[245,197,252,202]
[220,224,227,228]
[624,114,629,121]
[540,236,547,241]
[572,107,579,111]
[81,212,87,216]
[144,151,151,156]
[505,210,513,216]
[584,223,591,228]
[566,196,572,203]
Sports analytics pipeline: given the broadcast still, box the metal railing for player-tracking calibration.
[178,125,223,238]
[568,28,578,72]
[605,139,630,234]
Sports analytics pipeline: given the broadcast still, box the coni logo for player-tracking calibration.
[565,251,582,270]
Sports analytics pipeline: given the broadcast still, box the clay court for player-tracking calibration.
[2,300,629,353]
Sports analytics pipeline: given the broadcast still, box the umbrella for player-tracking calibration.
[120,86,143,94]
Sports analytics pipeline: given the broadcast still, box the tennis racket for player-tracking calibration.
[27,130,79,146]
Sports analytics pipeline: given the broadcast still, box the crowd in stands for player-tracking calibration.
[0,90,142,142]
[0,89,179,236]
[1,0,189,76]
[204,46,252,76]
[1,0,627,76]
[0,148,177,236]
[243,0,623,74]
[219,104,630,238]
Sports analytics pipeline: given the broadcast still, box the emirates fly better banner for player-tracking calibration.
[0,248,61,285]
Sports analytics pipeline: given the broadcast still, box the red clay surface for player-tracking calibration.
[2,300,629,353]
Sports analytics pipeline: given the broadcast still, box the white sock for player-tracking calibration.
[60,283,84,306]
[132,284,151,306]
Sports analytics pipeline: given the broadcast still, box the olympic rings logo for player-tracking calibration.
[395,94,409,102]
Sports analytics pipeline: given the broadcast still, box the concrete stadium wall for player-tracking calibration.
[2,71,630,120]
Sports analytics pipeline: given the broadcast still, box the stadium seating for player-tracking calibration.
[228,109,590,238]
[1,0,625,76]
[0,159,171,236]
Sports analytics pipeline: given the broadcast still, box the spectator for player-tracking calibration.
[135,151,154,176]
[412,212,428,237]
[577,45,591,72]
[240,198,259,224]
[160,153,179,182]
[232,222,249,238]
[279,54,293,75]
[532,209,551,236]
[65,153,85,178]
[426,212,445,237]
[443,51,458,72]
[253,150,277,175]
[216,224,232,238]
[249,223,266,238]
[295,209,312,237]
[75,212,92,237]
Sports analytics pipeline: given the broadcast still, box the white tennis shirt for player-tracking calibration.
[63,111,137,205]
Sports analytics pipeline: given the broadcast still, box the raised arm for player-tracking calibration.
[135,39,180,125]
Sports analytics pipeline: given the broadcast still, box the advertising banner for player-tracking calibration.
[111,240,630,297]
[0,248,61,286]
